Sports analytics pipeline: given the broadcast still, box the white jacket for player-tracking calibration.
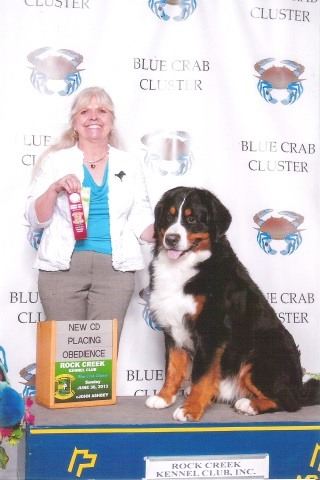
[25,146,154,272]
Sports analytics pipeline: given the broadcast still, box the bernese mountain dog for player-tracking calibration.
[146,186,320,421]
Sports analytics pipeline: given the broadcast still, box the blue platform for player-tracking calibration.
[20,397,320,479]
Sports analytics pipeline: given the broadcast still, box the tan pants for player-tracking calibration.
[38,251,135,345]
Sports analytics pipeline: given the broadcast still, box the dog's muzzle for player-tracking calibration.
[164,234,201,260]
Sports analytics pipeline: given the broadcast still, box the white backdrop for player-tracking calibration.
[1,0,319,398]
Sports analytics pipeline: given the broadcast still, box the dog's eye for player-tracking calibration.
[186,216,196,224]
[166,212,174,221]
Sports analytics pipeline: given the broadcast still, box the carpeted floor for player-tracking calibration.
[31,395,320,426]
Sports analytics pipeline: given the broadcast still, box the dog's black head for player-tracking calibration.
[154,186,232,259]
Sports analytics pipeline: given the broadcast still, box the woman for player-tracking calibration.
[25,87,154,343]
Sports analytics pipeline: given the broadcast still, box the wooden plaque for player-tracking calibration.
[36,319,117,408]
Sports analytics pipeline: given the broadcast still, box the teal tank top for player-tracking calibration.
[74,165,112,254]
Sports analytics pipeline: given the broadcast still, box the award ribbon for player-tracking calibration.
[68,187,91,240]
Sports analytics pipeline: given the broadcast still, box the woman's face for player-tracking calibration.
[73,96,114,144]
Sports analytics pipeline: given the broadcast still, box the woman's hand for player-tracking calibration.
[52,174,81,195]
[140,224,155,243]
[35,174,81,223]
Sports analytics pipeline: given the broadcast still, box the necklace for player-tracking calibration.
[84,149,109,169]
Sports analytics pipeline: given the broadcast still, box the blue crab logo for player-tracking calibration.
[27,227,43,250]
[142,130,194,176]
[253,209,305,255]
[27,47,84,96]
[20,363,36,397]
[139,287,164,331]
[148,0,197,21]
[254,58,305,105]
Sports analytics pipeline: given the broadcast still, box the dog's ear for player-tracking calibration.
[206,191,232,241]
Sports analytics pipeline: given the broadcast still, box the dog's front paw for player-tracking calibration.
[173,404,204,422]
[173,406,189,422]
[146,394,176,409]
[234,398,257,416]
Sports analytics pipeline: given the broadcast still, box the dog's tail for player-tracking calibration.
[301,378,320,406]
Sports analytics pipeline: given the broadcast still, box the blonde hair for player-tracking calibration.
[31,87,121,179]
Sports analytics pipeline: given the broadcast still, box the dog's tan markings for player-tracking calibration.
[188,233,210,243]
[189,233,210,241]
[180,344,226,421]
[239,364,278,413]
[250,397,278,413]
[157,348,191,404]
[196,238,211,252]
[185,208,192,217]
[188,232,211,252]
[191,295,206,321]
[169,206,176,216]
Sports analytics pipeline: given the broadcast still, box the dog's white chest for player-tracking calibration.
[150,252,202,349]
